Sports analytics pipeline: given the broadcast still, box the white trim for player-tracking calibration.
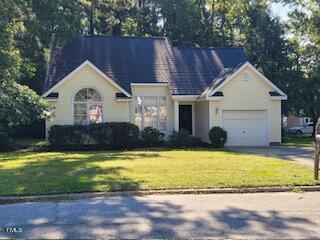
[271,96,287,100]
[127,101,130,122]
[172,95,199,101]
[207,96,224,101]
[209,101,212,129]
[267,109,270,145]
[176,103,195,135]
[44,98,58,102]
[116,98,132,102]
[42,60,131,98]
[131,83,168,86]
[209,62,287,99]
[174,100,179,131]
[191,102,195,136]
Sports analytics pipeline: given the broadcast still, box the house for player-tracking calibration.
[42,36,287,146]
[283,113,313,130]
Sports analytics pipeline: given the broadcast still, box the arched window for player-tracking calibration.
[74,88,102,125]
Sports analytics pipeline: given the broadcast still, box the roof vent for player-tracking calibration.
[242,71,250,81]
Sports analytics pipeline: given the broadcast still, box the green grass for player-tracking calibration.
[14,138,46,147]
[282,136,314,148]
[0,149,318,196]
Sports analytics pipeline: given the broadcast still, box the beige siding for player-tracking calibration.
[209,66,282,143]
[130,85,174,136]
[195,101,209,142]
[45,65,129,135]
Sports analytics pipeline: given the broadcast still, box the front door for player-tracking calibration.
[179,105,192,134]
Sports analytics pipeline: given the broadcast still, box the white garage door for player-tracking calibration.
[222,110,268,146]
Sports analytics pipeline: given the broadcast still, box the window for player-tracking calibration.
[74,88,102,125]
[134,96,167,131]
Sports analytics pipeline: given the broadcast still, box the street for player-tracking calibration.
[0,192,320,239]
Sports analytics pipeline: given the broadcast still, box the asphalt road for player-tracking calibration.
[1,192,320,239]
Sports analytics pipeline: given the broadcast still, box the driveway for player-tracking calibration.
[228,146,314,167]
[0,192,320,239]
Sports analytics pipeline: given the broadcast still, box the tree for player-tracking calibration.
[0,1,48,130]
[157,0,203,46]
[0,0,24,81]
[0,80,48,130]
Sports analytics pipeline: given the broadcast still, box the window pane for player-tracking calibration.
[74,103,87,115]
[134,97,143,129]
[74,103,87,125]
[159,97,167,130]
[88,88,102,102]
[143,97,158,129]
[74,89,87,102]
[88,104,102,124]
[74,115,88,125]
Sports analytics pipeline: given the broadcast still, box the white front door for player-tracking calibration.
[222,110,268,146]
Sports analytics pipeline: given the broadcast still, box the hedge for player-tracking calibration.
[48,122,140,150]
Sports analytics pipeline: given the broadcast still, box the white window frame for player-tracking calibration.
[73,88,103,125]
[133,96,167,131]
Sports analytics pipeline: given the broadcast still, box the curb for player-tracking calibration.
[1,186,320,205]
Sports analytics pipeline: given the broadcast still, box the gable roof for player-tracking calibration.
[43,36,248,96]
[205,62,287,99]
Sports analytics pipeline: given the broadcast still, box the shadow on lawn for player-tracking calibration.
[2,198,317,239]
[0,151,166,196]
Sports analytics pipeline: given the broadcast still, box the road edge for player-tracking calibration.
[1,186,320,204]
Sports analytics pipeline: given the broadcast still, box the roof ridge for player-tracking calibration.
[79,35,168,40]
[176,46,243,50]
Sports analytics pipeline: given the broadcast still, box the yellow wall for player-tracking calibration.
[209,66,282,143]
[46,65,129,135]
[195,101,209,142]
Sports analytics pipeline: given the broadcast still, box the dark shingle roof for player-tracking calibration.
[44,36,248,95]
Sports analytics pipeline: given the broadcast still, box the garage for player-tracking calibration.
[222,110,268,146]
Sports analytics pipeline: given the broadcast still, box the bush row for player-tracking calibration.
[0,122,227,152]
[47,122,227,150]
[48,122,140,150]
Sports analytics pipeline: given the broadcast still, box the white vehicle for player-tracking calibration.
[289,123,313,135]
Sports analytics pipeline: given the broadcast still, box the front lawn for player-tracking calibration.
[282,136,314,148]
[0,149,318,196]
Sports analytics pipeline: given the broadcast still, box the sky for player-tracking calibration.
[270,2,291,21]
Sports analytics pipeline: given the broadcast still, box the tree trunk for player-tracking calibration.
[313,117,318,137]
[88,2,95,35]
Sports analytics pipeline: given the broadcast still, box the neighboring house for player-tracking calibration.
[282,114,313,135]
[42,36,287,146]
[283,114,313,130]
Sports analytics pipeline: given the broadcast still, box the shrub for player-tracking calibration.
[140,127,165,147]
[208,127,227,148]
[168,129,190,148]
[48,122,140,150]
[10,120,45,138]
[0,132,11,151]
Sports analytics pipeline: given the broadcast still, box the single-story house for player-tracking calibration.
[42,36,287,146]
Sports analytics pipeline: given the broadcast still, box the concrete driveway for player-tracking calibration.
[228,146,314,167]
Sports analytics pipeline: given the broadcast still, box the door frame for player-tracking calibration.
[178,103,195,136]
